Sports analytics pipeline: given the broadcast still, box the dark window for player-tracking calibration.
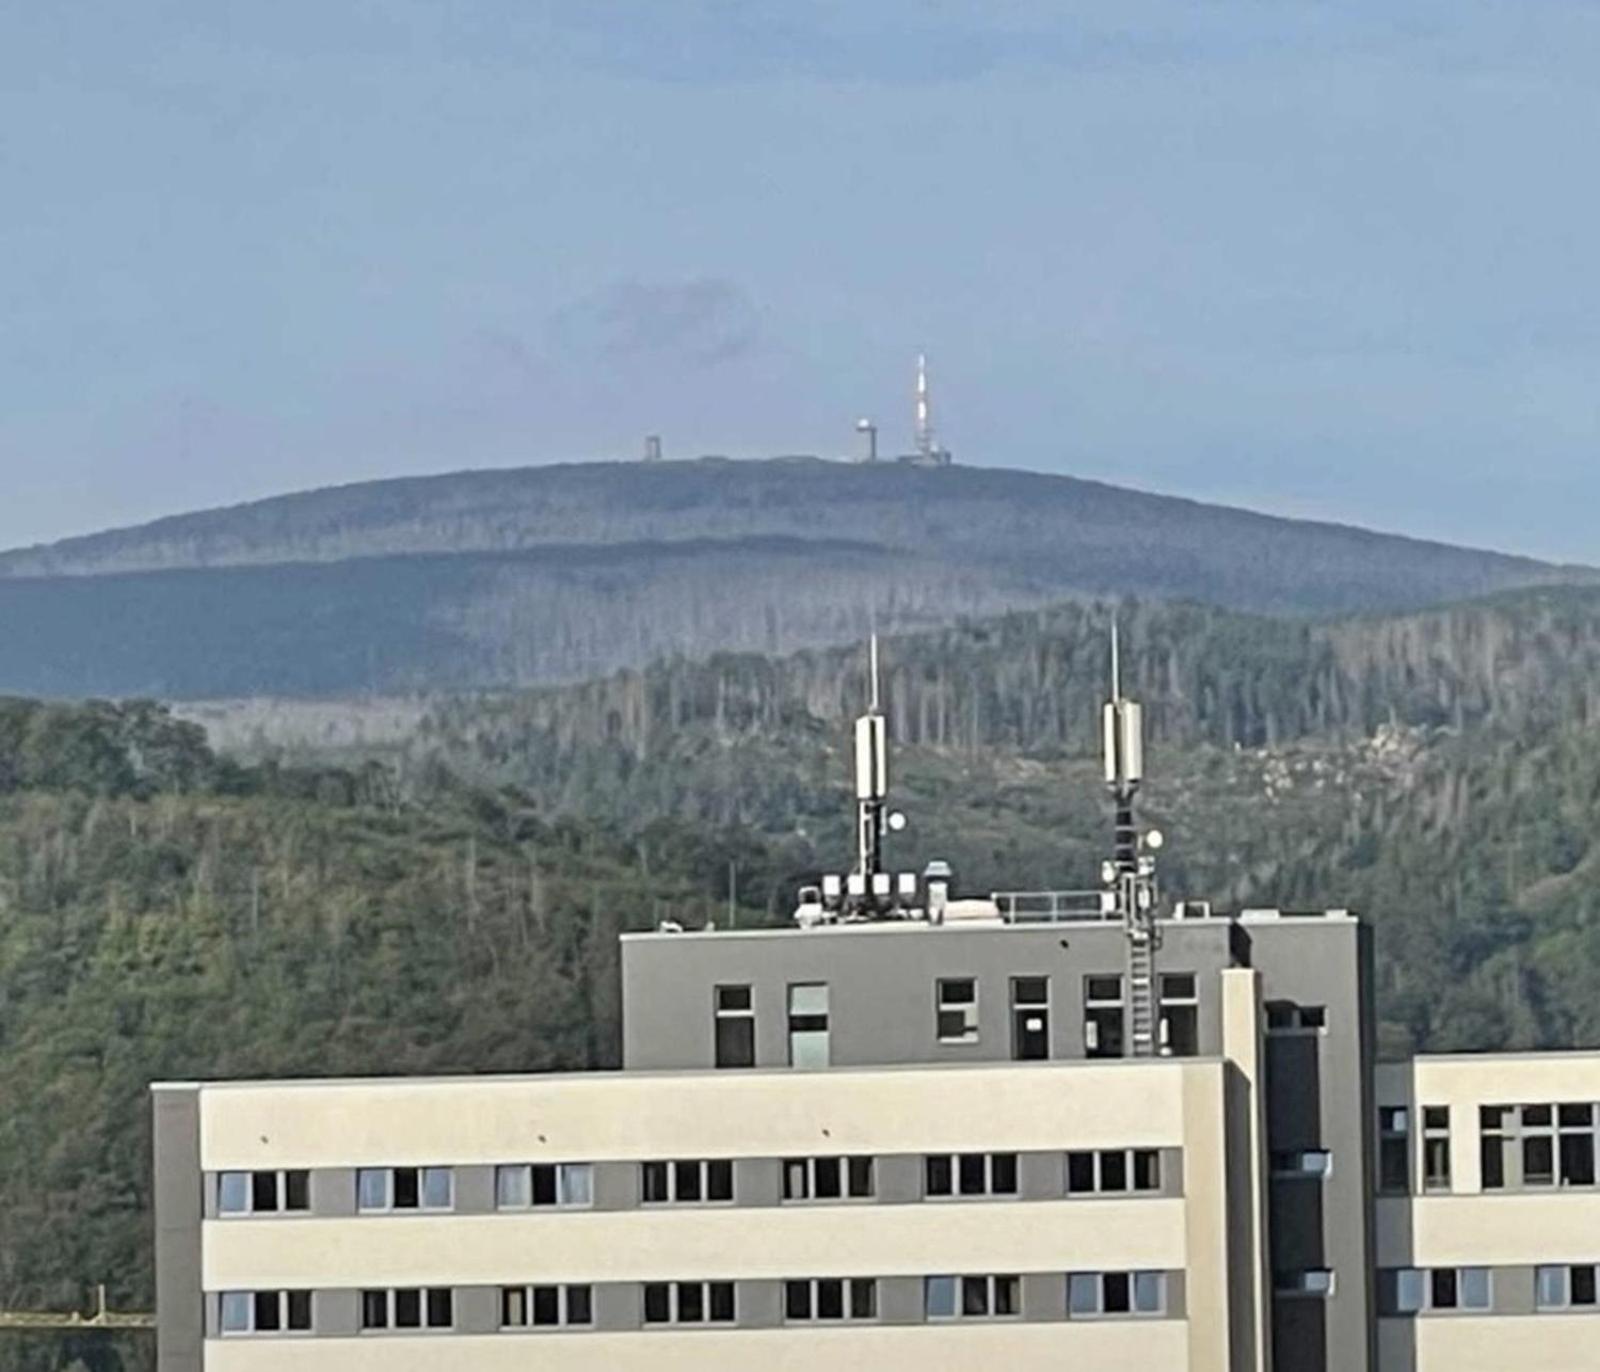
[714,985,756,1069]
[991,1153,1018,1195]
[1481,1134,1506,1189]
[361,1290,388,1330]
[1104,1272,1131,1314]
[814,1157,841,1199]
[643,1284,670,1324]
[532,1286,559,1326]
[1085,976,1124,1058]
[393,1168,420,1210]
[394,1289,421,1329]
[286,1291,311,1331]
[1067,1152,1096,1193]
[1575,1267,1598,1306]
[817,1279,844,1319]
[1379,1107,1410,1193]
[1524,1135,1555,1187]
[254,1291,280,1332]
[675,1159,702,1202]
[958,1154,986,1195]
[678,1282,704,1323]
[530,1164,557,1207]
[937,978,979,1042]
[709,1282,736,1322]
[426,1289,453,1328]
[1159,973,1199,1057]
[567,1285,593,1326]
[1431,1269,1458,1311]
[251,1172,279,1213]
[642,1161,669,1203]
[785,1281,811,1320]
[926,1155,953,1197]
[707,1159,734,1202]
[1561,1132,1595,1186]
[962,1276,989,1316]
[1101,1150,1128,1192]
[851,1279,877,1319]
[994,1275,1020,1316]
[284,1171,310,1212]
[1133,1150,1161,1191]
[848,1156,875,1197]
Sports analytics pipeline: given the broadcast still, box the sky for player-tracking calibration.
[3,1,1600,560]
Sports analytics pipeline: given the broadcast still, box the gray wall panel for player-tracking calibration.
[311,1168,356,1217]
[153,1085,203,1372]
[314,1289,360,1338]
[878,1276,926,1325]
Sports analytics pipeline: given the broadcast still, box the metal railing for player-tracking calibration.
[991,890,1116,924]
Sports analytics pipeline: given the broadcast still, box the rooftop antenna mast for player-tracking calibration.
[1102,617,1164,1056]
[854,634,890,893]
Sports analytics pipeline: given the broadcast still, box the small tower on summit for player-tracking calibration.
[906,354,953,467]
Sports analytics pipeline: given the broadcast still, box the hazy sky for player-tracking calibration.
[3,2,1599,559]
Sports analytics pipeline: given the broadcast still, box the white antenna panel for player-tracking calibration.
[855,715,888,800]
[1120,701,1144,785]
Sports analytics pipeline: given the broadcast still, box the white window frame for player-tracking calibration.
[936,978,980,1043]
[641,1280,737,1325]
[640,1158,734,1206]
[783,1277,878,1323]
[500,1283,595,1329]
[781,1155,875,1203]
[356,1166,454,1214]
[924,1274,1021,1321]
[358,1287,455,1332]
[494,1162,594,1210]
[1068,1271,1167,1318]
[924,1151,1019,1199]
[217,1169,310,1217]
[1066,1147,1163,1194]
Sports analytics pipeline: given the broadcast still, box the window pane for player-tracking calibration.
[1524,1105,1553,1127]
[789,983,829,1016]
[958,1154,986,1195]
[496,1165,531,1209]
[1380,1138,1410,1192]
[532,1286,560,1326]
[1395,1269,1425,1314]
[991,1153,1018,1195]
[677,1282,704,1323]
[782,1159,808,1201]
[1561,1133,1595,1186]
[1525,1136,1555,1186]
[1161,973,1197,999]
[1481,1137,1505,1190]
[850,1279,877,1320]
[531,1164,558,1206]
[1422,1106,1450,1130]
[926,1276,957,1318]
[1432,1269,1457,1310]
[1104,1272,1131,1313]
[1133,1150,1161,1191]
[1067,1152,1096,1193]
[848,1156,875,1198]
[814,1157,841,1199]
[1086,976,1121,1002]
[421,1167,452,1210]
[709,1282,736,1323]
[251,1172,279,1213]
[1460,1269,1490,1311]
[286,1290,312,1331]
[790,1029,830,1069]
[284,1170,310,1212]
[961,1276,989,1316]
[360,1290,389,1330]
[1068,1274,1099,1315]
[926,1155,953,1197]
[567,1285,593,1326]
[1134,1272,1165,1313]
[643,1284,670,1324]
[940,978,977,1005]
[706,1159,733,1202]
[254,1291,281,1332]
[1423,1138,1451,1189]
[218,1173,250,1215]
[1560,1103,1594,1127]
[1574,1266,1598,1306]
[715,985,752,1012]
[675,1160,703,1202]
[785,1280,811,1321]
[817,1279,844,1320]
[394,1289,421,1328]
[1015,977,1049,1005]
[426,1289,453,1328]
[1536,1266,1568,1310]
[715,1017,755,1069]
[501,1287,527,1327]
[642,1161,670,1204]
[994,1276,1019,1316]
[357,1169,390,1211]
[1100,1150,1128,1191]
[393,1168,420,1210]
[558,1163,593,1207]
[220,1292,252,1334]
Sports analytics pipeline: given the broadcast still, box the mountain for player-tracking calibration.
[0,459,1587,699]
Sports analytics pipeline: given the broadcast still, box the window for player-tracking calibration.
[1068,1272,1166,1317]
[937,979,979,1043]
[359,1289,453,1331]
[788,984,830,1068]
[642,1281,736,1325]
[925,1275,1020,1320]
[1537,1264,1599,1311]
[1159,973,1199,1057]
[925,1152,1018,1198]
[1271,1150,1332,1179]
[1084,976,1124,1058]
[782,1155,873,1202]
[1378,1107,1410,1193]
[1421,1106,1451,1191]
[1066,1149,1162,1194]
[495,1163,593,1210]
[500,1284,593,1329]
[218,1291,313,1335]
[641,1159,734,1204]
[1011,976,1050,1061]
[1266,1002,1327,1032]
[1277,1270,1336,1297]
[1480,1103,1598,1191]
[714,985,755,1069]
[356,1167,454,1213]
[784,1278,877,1322]
[217,1170,311,1216]
[1381,1268,1490,1315]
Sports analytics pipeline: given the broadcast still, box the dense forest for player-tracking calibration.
[14,587,1600,1368]
[0,459,1587,697]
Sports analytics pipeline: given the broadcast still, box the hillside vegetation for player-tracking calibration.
[0,460,1586,696]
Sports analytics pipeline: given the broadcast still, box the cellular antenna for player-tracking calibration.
[855,634,889,887]
[915,353,933,462]
[1100,615,1163,1057]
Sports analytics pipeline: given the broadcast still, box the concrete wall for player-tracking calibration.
[155,1084,203,1372]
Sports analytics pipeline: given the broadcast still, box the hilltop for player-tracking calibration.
[0,459,1586,698]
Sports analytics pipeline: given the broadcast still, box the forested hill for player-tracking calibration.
[0,460,1588,697]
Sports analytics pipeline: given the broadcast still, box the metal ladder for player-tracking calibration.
[1127,925,1158,1057]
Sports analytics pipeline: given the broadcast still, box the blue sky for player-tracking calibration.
[3,2,1599,559]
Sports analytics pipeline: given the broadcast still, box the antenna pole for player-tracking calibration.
[853,634,890,905]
